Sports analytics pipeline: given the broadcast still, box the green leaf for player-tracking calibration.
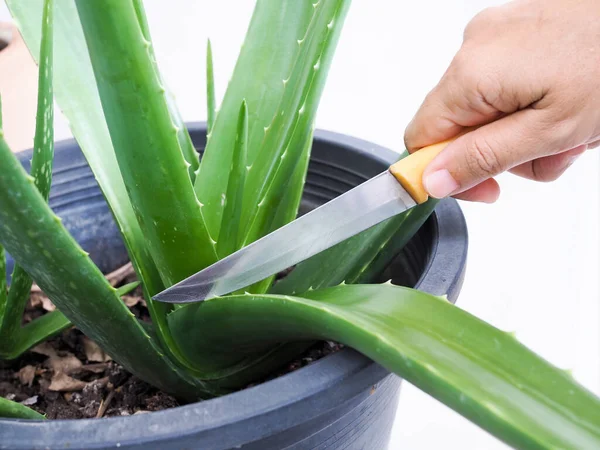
[5,0,167,318]
[0,0,68,359]
[272,200,438,294]
[0,396,45,420]
[74,0,217,287]
[131,0,199,183]
[30,0,54,203]
[241,1,350,248]
[117,281,141,296]
[355,200,439,284]
[194,0,350,245]
[168,284,600,449]
[206,39,216,135]
[8,0,241,376]
[0,245,6,320]
[0,136,205,399]
[217,100,248,258]
[245,124,314,295]
[3,311,71,361]
[269,149,438,295]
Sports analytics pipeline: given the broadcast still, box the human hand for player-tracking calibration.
[404,0,600,203]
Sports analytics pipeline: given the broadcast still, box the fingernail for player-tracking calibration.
[424,170,459,199]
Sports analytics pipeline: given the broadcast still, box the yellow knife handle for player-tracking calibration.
[389,127,478,204]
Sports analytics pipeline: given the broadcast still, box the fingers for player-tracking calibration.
[453,178,501,203]
[508,144,587,181]
[421,107,575,198]
[404,66,502,153]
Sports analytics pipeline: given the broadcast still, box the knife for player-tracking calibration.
[153,132,465,304]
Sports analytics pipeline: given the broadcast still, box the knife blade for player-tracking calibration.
[153,134,462,304]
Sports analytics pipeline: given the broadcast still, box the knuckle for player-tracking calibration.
[476,73,504,109]
[465,136,502,177]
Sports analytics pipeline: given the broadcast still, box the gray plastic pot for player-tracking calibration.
[1,124,468,450]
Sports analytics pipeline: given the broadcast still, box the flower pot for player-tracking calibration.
[1,123,468,450]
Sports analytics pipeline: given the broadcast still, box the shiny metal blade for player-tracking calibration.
[153,171,416,303]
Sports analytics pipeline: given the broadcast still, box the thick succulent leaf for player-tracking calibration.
[30,0,54,203]
[270,149,438,295]
[217,101,248,258]
[0,138,205,399]
[194,0,350,245]
[0,0,68,359]
[74,0,217,286]
[169,284,600,449]
[354,200,439,284]
[3,311,71,361]
[272,200,438,294]
[206,39,216,135]
[0,245,5,320]
[5,0,180,358]
[71,0,221,373]
[5,0,163,293]
[131,0,199,183]
[0,396,45,420]
[241,1,350,247]
[246,125,314,295]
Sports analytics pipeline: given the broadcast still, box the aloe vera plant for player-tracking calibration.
[1,1,599,448]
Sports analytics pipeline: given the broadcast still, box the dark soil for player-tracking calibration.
[0,265,342,419]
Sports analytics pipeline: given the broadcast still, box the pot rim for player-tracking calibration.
[0,126,468,449]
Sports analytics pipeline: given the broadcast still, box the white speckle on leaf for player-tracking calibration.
[298,103,306,115]
[327,19,335,29]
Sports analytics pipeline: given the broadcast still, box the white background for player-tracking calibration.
[1,1,599,449]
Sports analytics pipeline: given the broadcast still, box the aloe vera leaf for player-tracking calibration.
[354,200,439,284]
[0,396,45,420]
[0,140,204,399]
[217,101,248,258]
[74,0,217,286]
[245,125,314,295]
[194,0,349,242]
[0,280,140,361]
[270,149,438,294]
[241,1,350,247]
[5,0,168,320]
[7,0,270,374]
[206,39,216,135]
[131,0,199,183]
[0,0,59,356]
[0,245,6,320]
[169,284,600,449]
[2,311,71,361]
[29,0,54,203]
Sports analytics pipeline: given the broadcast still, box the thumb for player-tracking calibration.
[421,108,573,198]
